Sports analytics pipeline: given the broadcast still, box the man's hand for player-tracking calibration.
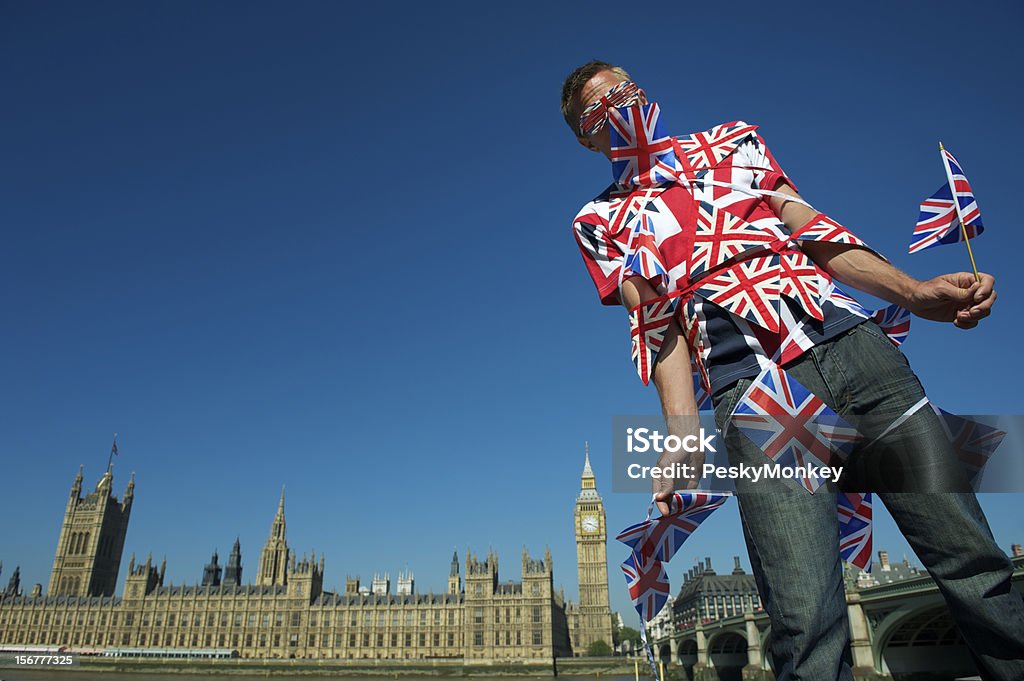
[907,272,997,329]
[653,426,704,516]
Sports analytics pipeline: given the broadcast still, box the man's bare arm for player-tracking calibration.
[768,183,997,329]
[621,276,703,513]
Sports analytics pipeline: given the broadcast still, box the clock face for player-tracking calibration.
[582,515,599,533]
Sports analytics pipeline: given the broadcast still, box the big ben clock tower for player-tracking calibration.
[574,443,614,653]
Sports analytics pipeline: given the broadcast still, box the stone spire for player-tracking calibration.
[223,537,243,586]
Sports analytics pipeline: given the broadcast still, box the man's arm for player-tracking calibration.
[621,276,703,514]
[768,183,997,328]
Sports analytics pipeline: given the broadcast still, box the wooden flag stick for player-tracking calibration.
[939,141,981,283]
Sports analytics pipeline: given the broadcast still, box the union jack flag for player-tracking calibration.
[827,284,870,317]
[837,492,873,570]
[909,147,984,254]
[615,492,730,563]
[629,297,679,385]
[731,365,862,493]
[933,408,1006,486]
[793,213,869,247]
[675,121,758,169]
[778,251,825,321]
[870,304,911,347]
[695,253,781,333]
[608,103,681,188]
[623,214,669,286]
[690,202,779,277]
[607,188,662,237]
[620,550,671,621]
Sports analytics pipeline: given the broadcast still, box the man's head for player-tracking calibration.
[560,60,645,158]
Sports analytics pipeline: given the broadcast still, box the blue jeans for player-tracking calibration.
[712,320,1024,680]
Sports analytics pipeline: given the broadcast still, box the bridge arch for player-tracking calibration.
[677,636,697,668]
[706,630,746,681]
[873,604,976,678]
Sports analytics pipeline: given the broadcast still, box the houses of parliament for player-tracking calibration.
[0,451,614,661]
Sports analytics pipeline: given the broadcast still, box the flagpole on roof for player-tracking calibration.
[107,433,118,473]
[939,141,981,283]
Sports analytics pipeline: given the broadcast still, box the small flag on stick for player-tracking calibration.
[909,144,984,281]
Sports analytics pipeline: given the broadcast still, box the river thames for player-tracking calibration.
[3,673,639,681]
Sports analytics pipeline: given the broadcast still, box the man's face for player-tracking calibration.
[574,70,647,159]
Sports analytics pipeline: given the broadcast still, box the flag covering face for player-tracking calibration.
[578,80,643,137]
[837,492,873,570]
[731,364,862,493]
[909,148,984,253]
[608,103,682,188]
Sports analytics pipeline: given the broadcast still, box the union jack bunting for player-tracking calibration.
[608,103,682,189]
[731,364,862,493]
[675,121,758,169]
[778,251,825,321]
[870,304,911,347]
[615,492,730,563]
[932,407,1006,486]
[827,284,870,317]
[837,492,873,570]
[909,147,984,253]
[622,214,669,286]
[629,297,679,385]
[695,253,781,333]
[607,188,662,237]
[643,492,730,562]
[792,213,871,248]
[690,201,779,277]
[620,550,671,622]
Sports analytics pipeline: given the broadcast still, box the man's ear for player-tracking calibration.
[576,135,600,154]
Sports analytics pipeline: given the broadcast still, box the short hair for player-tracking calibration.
[560,60,632,135]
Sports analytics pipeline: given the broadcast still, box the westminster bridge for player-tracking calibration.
[646,555,1024,681]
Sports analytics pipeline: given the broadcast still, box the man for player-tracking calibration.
[563,60,1024,680]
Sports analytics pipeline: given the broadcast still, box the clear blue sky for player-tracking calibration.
[1,1,1021,625]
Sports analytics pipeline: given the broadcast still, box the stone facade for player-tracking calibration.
[0,455,613,661]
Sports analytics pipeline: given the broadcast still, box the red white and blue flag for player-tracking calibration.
[870,304,912,347]
[731,364,862,493]
[629,297,679,385]
[623,214,669,286]
[617,492,730,622]
[837,492,873,570]
[608,103,682,188]
[615,492,731,564]
[620,550,671,622]
[909,148,984,253]
[933,408,1006,486]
